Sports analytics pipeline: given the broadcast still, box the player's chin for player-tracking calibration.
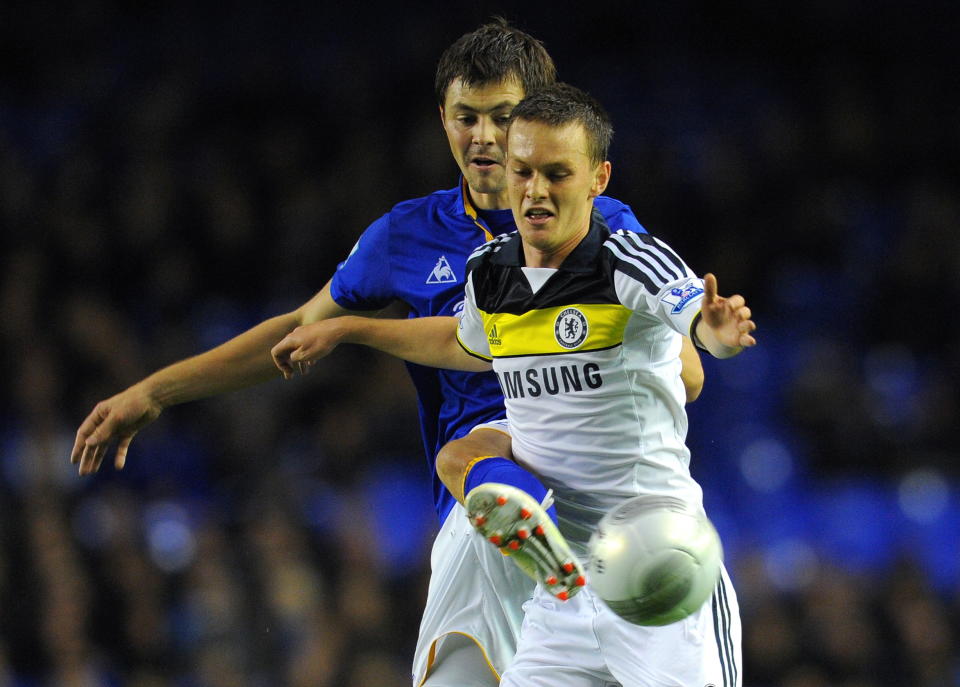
[518,220,553,240]
[465,169,504,192]
[519,235,558,256]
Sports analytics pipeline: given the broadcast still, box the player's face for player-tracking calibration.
[440,78,526,210]
[507,119,611,267]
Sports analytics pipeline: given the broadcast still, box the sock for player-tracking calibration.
[463,456,558,524]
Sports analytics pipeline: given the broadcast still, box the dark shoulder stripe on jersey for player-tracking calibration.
[604,242,662,295]
[467,234,507,260]
[467,243,492,261]
[635,233,687,276]
[466,234,509,273]
[609,233,680,285]
[613,232,682,282]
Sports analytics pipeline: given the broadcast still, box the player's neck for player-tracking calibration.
[523,226,589,269]
[523,246,569,269]
[468,188,511,212]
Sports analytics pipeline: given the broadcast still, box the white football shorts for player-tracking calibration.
[412,498,535,686]
[500,564,741,687]
[468,418,511,437]
[414,416,527,686]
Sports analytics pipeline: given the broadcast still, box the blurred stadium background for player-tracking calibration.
[1,1,958,685]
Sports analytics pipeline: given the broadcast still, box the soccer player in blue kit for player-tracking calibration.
[71,20,702,687]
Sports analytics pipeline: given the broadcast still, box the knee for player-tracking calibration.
[436,438,472,490]
[437,429,512,502]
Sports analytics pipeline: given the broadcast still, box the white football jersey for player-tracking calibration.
[457,215,707,555]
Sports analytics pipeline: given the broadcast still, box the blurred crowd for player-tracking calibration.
[1,2,958,685]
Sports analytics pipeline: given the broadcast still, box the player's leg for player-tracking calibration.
[439,423,557,522]
[499,587,619,687]
[466,481,585,600]
[439,423,556,520]
[698,565,742,687]
[439,423,585,599]
[436,424,514,505]
[412,503,532,687]
[421,633,499,687]
[600,563,742,687]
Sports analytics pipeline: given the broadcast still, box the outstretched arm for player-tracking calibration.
[693,273,757,359]
[272,315,491,377]
[72,280,360,475]
[678,336,704,402]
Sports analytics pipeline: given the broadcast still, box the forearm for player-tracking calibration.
[678,336,704,402]
[335,316,490,372]
[141,312,302,408]
[143,277,373,407]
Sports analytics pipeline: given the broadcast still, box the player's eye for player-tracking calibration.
[456,115,477,125]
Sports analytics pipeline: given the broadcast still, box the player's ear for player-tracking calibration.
[589,161,612,198]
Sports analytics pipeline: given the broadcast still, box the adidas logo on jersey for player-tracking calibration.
[426,256,458,284]
[488,324,502,347]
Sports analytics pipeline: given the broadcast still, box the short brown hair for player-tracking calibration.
[509,83,613,165]
[434,18,556,106]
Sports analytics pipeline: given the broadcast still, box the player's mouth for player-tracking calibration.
[469,155,500,170]
[524,207,554,226]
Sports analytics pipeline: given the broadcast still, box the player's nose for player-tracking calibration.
[526,172,548,199]
[471,116,497,145]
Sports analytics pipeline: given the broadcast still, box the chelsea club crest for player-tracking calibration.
[554,308,588,349]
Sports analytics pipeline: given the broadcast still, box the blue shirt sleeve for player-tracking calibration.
[329,213,394,310]
[595,196,647,235]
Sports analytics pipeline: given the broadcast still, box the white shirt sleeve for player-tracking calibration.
[455,274,492,361]
[606,231,705,337]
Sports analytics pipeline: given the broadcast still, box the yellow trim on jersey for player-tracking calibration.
[481,303,631,358]
[461,180,495,242]
[417,631,501,686]
[457,328,494,361]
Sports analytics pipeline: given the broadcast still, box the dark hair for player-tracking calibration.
[434,18,556,106]
[509,83,613,164]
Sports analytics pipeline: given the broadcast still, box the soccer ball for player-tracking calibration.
[587,495,723,626]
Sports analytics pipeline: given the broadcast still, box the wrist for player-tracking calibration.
[711,342,744,359]
[136,377,170,410]
[694,317,743,359]
[335,316,366,346]
[689,312,707,351]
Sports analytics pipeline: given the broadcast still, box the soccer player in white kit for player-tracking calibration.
[272,83,755,686]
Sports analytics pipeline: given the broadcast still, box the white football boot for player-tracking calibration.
[465,483,586,601]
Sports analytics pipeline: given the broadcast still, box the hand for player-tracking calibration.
[699,273,757,353]
[271,322,342,379]
[71,385,163,475]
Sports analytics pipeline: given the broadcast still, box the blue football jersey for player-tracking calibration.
[330,181,646,522]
